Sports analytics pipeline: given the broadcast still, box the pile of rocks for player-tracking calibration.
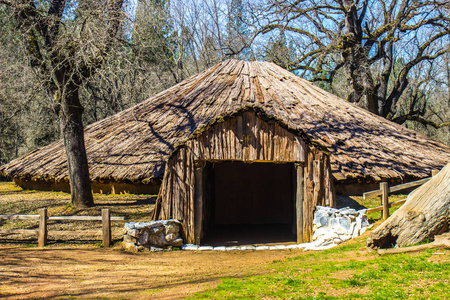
[123,219,183,251]
[311,206,370,248]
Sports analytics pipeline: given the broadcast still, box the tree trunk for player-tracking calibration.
[367,163,450,248]
[59,85,94,208]
[379,41,393,117]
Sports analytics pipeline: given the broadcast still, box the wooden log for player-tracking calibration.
[48,230,103,237]
[193,161,204,245]
[38,208,47,247]
[0,215,40,220]
[187,150,195,240]
[303,152,314,242]
[367,163,450,248]
[366,198,407,214]
[378,232,450,255]
[388,178,431,194]
[102,208,111,247]
[324,155,336,207]
[48,216,124,221]
[363,177,432,199]
[381,182,389,220]
[314,159,324,206]
[0,229,39,235]
[295,163,304,243]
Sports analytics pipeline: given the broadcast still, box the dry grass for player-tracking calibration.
[0,184,300,299]
[0,181,156,244]
[0,244,299,299]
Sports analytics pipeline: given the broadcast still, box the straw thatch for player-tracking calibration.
[1,59,449,185]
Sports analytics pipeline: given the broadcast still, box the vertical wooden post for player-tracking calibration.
[431,170,439,177]
[303,160,312,243]
[194,161,204,245]
[295,163,304,243]
[291,165,297,235]
[102,208,111,248]
[380,182,389,220]
[38,208,47,247]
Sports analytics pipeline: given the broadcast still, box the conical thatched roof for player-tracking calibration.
[1,59,450,184]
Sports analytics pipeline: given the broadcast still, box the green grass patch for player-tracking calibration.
[190,244,450,299]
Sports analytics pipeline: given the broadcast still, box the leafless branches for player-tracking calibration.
[254,0,450,122]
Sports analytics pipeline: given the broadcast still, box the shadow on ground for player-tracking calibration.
[336,195,366,210]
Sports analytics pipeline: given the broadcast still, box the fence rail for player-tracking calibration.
[0,208,124,247]
[366,199,407,214]
[363,177,432,199]
[364,170,439,219]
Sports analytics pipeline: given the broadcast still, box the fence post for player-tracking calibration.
[102,208,111,247]
[431,170,439,177]
[380,182,389,220]
[38,208,47,247]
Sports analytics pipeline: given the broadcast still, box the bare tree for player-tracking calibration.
[253,0,450,127]
[80,0,179,124]
[0,6,59,166]
[401,52,450,145]
[0,0,126,208]
[169,0,254,75]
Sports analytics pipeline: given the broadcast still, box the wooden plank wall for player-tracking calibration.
[151,147,196,242]
[152,111,335,244]
[302,149,336,242]
[188,111,306,162]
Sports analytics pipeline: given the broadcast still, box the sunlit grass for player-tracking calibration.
[191,239,450,299]
[190,192,447,299]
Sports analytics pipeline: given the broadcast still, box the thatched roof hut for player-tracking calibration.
[2,59,450,244]
[1,59,449,194]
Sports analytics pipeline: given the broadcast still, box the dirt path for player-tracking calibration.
[0,245,301,299]
[0,181,304,299]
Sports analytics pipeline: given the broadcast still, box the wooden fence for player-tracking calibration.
[0,208,124,247]
[363,170,439,219]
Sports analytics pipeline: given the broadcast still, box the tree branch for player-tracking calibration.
[393,114,450,129]
[261,24,325,46]
[43,0,66,48]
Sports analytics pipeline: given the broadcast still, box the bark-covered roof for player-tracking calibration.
[1,59,449,184]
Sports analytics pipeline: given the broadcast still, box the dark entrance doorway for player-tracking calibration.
[202,161,296,246]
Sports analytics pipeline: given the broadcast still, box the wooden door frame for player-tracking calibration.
[193,160,305,245]
[294,162,305,243]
